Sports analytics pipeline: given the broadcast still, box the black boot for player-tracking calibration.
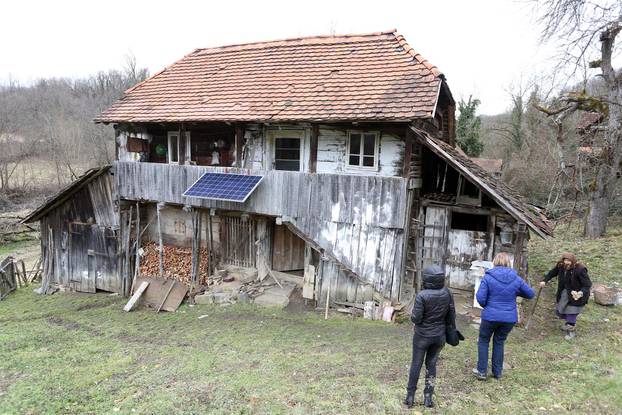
[423,392,434,408]
[424,374,435,408]
[403,390,415,408]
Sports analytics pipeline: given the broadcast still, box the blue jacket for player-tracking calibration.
[476,266,535,323]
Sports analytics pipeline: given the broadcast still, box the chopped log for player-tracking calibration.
[124,281,149,312]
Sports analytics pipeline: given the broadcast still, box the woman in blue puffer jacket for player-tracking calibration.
[474,252,535,380]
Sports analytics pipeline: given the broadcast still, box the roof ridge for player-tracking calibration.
[393,31,442,78]
[195,29,398,53]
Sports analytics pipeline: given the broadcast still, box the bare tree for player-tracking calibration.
[536,0,622,237]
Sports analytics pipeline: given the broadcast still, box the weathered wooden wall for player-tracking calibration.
[116,161,408,300]
[316,126,405,176]
[39,172,120,292]
[116,162,408,229]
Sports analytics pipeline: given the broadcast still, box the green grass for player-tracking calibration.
[0,226,621,414]
[529,222,622,285]
[0,239,38,257]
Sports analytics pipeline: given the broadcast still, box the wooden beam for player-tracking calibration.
[130,202,141,295]
[156,203,164,278]
[156,280,176,312]
[310,124,318,173]
[178,123,186,165]
[123,281,149,312]
[403,127,414,178]
[234,125,244,168]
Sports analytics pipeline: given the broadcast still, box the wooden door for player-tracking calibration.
[446,229,490,290]
[68,223,118,293]
[68,223,96,293]
[272,225,305,271]
[220,215,257,268]
[421,206,449,271]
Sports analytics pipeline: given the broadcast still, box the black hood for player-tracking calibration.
[422,265,445,290]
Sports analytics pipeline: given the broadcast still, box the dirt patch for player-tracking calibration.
[0,370,23,396]
[75,300,116,312]
[46,316,102,336]
[284,288,316,314]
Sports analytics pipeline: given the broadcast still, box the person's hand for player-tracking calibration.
[539,281,546,288]
[571,290,583,300]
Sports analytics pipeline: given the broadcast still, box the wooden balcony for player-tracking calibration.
[114,161,409,230]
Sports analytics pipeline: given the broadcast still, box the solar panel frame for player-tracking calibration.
[182,172,264,203]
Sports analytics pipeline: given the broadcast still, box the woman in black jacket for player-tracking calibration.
[541,252,592,340]
[404,265,456,408]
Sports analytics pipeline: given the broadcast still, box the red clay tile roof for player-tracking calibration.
[576,111,604,131]
[95,30,445,123]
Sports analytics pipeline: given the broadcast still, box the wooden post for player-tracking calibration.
[234,125,244,168]
[324,274,331,320]
[123,205,133,297]
[403,127,413,178]
[157,203,164,278]
[513,222,527,278]
[206,209,215,279]
[190,208,201,290]
[130,202,141,295]
[310,124,318,173]
[178,123,186,165]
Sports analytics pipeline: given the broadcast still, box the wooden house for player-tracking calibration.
[23,30,552,307]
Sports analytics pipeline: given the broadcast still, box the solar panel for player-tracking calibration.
[182,172,263,202]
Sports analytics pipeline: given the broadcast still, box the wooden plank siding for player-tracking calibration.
[39,173,120,293]
[115,161,409,301]
[115,161,408,229]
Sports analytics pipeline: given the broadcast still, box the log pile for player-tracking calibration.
[139,242,209,285]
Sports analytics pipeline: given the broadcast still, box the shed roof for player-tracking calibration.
[95,30,446,124]
[21,166,111,224]
[411,127,553,238]
[471,158,503,174]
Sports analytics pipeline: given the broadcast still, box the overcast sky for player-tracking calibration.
[1,0,564,115]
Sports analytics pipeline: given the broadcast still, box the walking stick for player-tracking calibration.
[525,285,543,330]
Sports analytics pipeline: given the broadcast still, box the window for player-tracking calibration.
[456,175,482,206]
[450,212,488,232]
[347,131,378,169]
[167,131,191,164]
[274,137,301,171]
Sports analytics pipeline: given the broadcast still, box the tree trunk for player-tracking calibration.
[584,176,610,238]
[583,23,622,238]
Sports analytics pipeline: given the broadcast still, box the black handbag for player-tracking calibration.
[444,287,464,346]
[446,325,465,347]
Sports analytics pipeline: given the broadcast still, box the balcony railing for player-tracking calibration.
[114,161,409,230]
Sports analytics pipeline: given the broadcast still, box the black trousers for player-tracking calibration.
[406,334,445,393]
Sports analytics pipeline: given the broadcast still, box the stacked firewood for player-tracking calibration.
[139,242,209,285]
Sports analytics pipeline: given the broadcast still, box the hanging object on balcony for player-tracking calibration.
[182,172,263,203]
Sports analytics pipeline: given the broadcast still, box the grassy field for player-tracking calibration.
[529,221,622,285]
[0,226,621,414]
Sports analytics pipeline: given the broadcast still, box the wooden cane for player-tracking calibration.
[525,285,543,330]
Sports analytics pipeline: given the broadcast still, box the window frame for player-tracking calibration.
[167,131,191,164]
[346,130,380,171]
[268,129,306,172]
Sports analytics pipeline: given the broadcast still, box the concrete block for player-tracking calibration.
[195,293,214,305]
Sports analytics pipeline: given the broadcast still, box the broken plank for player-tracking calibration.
[156,280,176,312]
[124,281,149,312]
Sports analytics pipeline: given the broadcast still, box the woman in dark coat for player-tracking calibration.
[404,265,456,408]
[541,252,592,340]
[474,252,535,380]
